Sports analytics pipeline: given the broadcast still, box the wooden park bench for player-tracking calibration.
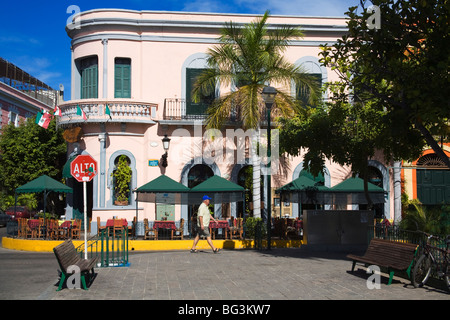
[347,238,419,285]
[53,240,98,291]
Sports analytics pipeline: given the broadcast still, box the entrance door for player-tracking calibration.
[187,164,214,234]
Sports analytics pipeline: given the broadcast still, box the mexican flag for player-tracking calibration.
[54,105,62,116]
[35,110,52,129]
[105,104,112,119]
[77,104,87,120]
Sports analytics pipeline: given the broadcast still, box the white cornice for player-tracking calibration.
[71,33,340,47]
[67,12,348,40]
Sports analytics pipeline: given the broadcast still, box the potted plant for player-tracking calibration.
[112,155,132,206]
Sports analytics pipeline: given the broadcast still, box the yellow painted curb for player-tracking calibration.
[2,237,303,253]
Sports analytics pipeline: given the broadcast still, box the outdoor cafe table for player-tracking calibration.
[209,220,229,240]
[27,219,41,238]
[58,220,72,239]
[153,220,176,239]
[106,219,130,237]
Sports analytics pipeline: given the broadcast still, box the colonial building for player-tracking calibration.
[59,9,401,236]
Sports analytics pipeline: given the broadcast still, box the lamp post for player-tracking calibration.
[262,86,277,250]
[161,134,171,168]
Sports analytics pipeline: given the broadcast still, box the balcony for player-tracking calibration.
[162,98,271,126]
[57,100,158,127]
[163,98,207,121]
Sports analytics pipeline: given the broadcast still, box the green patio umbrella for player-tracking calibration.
[15,175,73,239]
[189,175,245,204]
[330,177,386,204]
[276,175,331,205]
[135,174,190,203]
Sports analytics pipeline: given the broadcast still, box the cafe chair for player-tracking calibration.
[173,218,184,240]
[71,219,81,239]
[37,218,45,238]
[229,217,243,240]
[144,219,157,240]
[17,218,27,238]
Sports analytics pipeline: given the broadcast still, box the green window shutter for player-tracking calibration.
[115,58,131,98]
[417,169,450,204]
[186,68,214,116]
[80,57,98,99]
[296,73,322,106]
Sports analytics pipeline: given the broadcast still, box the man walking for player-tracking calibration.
[191,195,220,253]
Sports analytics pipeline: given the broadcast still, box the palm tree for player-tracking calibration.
[193,10,320,218]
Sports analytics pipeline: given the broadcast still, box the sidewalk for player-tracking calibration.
[0,244,448,301]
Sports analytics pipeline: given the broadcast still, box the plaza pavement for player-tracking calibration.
[0,241,448,303]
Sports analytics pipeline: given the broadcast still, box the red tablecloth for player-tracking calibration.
[27,219,40,228]
[106,219,128,227]
[209,220,229,229]
[153,220,176,230]
[60,221,72,228]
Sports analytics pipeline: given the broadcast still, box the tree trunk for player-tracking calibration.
[252,128,261,218]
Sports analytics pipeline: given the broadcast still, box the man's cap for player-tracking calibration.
[202,195,212,201]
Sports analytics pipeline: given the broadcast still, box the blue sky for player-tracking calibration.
[0,0,360,101]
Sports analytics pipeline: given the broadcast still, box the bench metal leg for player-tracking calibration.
[351,260,356,272]
[81,273,88,290]
[388,270,394,285]
[56,273,66,291]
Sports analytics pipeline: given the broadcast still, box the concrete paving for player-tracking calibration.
[0,242,448,301]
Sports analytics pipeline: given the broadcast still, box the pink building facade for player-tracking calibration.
[59,9,398,236]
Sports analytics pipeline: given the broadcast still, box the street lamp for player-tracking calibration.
[262,86,277,250]
[161,134,171,168]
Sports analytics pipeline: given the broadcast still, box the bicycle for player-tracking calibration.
[412,233,450,291]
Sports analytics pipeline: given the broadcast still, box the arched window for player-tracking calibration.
[187,164,214,188]
[112,155,132,206]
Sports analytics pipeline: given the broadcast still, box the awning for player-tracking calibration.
[16,175,73,194]
[276,176,331,204]
[189,175,245,204]
[329,177,386,204]
[62,155,78,179]
[135,175,190,204]
[135,175,246,204]
[276,176,386,205]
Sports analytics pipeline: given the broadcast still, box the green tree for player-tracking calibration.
[193,10,320,217]
[280,0,449,207]
[319,0,450,168]
[0,117,66,194]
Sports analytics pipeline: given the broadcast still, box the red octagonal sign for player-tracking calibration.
[70,155,98,182]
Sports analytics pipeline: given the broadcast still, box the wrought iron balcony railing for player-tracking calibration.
[163,98,272,125]
[57,100,158,127]
[163,98,208,121]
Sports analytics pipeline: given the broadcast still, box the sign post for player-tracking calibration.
[70,155,97,259]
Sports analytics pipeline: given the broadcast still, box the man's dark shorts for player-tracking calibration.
[196,225,211,237]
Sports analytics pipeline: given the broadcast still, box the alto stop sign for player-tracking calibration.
[70,155,98,182]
